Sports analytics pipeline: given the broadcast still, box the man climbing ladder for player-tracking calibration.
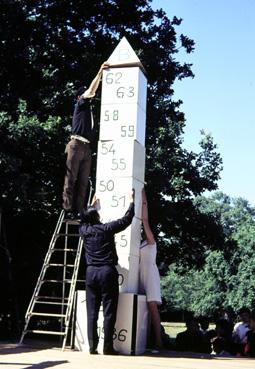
[62,61,109,220]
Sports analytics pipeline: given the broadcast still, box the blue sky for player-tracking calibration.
[152,0,255,206]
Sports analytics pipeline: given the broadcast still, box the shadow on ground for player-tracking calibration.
[0,360,69,368]
[0,340,62,356]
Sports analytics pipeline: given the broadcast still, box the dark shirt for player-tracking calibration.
[72,97,93,141]
[80,203,134,266]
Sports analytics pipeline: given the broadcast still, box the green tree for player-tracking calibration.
[161,264,199,313]
[0,100,65,214]
[161,251,231,317]
[161,192,255,316]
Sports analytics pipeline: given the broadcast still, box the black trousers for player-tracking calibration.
[86,265,119,352]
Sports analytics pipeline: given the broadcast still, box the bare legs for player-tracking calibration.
[148,301,162,348]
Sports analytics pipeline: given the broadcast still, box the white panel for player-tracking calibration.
[99,103,146,145]
[117,254,139,293]
[135,295,149,354]
[138,71,147,110]
[114,294,148,355]
[74,290,104,353]
[96,140,145,182]
[101,68,146,109]
[113,293,133,353]
[75,291,148,355]
[115,216,141,257]
[96,178,144,222]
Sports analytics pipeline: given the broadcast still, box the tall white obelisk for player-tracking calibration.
[75,38,148,355]
[96,37,146,293]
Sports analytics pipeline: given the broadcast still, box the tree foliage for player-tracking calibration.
[162,192,255,316]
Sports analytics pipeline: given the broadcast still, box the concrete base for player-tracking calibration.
[74,291,148,355]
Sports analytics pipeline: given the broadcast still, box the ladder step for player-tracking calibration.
[62,219,80,224]
[42,279,73,283]
[35,296,69,301]
[55,233,80,237]
[26,330,66,335]
[46,263,75,267]
[34,301,69,306]
[49,249,77,252]
[42,279,84,283]
[29,312,66,317]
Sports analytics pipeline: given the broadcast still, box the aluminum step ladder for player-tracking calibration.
[19,211,85,350]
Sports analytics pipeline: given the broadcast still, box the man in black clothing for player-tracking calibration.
[80,191,135,355]
[62,62,109,219]
[175,317,211,353]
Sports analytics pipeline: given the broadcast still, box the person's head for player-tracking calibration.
[199,316,209,331]
[186,317,200,333]
[238,307,250,324]
[249,311,255,330]
[80,207,100,225]
[215,319,232,338]
[75,86,87,101]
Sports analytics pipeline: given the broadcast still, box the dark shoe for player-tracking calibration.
[89,349,98,355]
[103,349,119,355]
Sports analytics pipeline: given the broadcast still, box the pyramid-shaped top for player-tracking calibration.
[107,37,145,72]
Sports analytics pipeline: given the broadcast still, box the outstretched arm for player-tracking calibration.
[142,188,155,245]
[104,190,135,234]
[82,61,109,98]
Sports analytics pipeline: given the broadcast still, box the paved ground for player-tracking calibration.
[0,342,254,369]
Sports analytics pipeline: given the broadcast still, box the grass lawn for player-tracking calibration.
[162,322,216,339]
[162,322,186,338]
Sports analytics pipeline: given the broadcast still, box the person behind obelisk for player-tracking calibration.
[62,62,109,220]
[80,190,135,355]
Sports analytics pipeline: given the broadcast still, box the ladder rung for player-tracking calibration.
[62,219,80,224]
[26,330,66,335]
[34,301,69,306]
[49,249,77,252]
[46,263,75,267]
[35,296,69,301]
[55,233,80,237]
[29,312,66,317]
[42,279,73,283]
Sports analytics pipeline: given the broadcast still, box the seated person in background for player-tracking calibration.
[215,318,236,355]
[160,324,173,349]
[175,317,211,353]
[211,336,233,357]
[199,316,216,341]
[222,306,235,331]
[232,307,250,355]
[139,188,162,352]
[244,310,255,357]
